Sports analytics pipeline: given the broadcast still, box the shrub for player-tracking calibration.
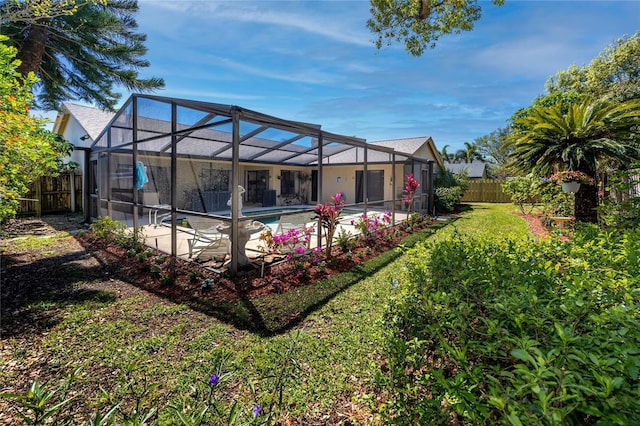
[501,174,541,215]
[539,179,573,218]
[313,193,344,259]
[90,216,144,249]
[434,186,462,213]
[270,227,313,256]
[379,230,640,425]
[334,228,356,252]
[351,211,391,242]
[597,162,640,229]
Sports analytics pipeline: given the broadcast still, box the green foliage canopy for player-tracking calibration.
[0,0,105,24]
[546,31,640,102]
[367,0,504,56]
[380,229,640,424]
[1,0,164,110]
[0,36,70,223]
[508,95,640,177]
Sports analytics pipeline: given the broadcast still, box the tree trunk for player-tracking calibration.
[16,24,50,77]
[574,183,598,223]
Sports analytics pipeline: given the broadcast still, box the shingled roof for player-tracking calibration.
[444,161,488,179]
[57,102,115,141]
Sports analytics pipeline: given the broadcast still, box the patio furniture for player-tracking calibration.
[275,211,314,235]
[216,219,266,266]
[145,192,171,227]
[186,217,231,261]
[274,212,315,250]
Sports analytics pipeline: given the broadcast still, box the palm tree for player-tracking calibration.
[463,141,481,163]
[453,149,466,163]
[440,144,450,162]
[2,0,163,110]
[508,94,640,222]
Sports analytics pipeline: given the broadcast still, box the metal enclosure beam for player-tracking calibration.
[230,108,240,276]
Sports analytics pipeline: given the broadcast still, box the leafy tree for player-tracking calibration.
[507,94,640,223]
[367,0,504,56]
[1,0,164,110]
[474,127,513,178]
[546,32,640,102]
[509,91,582,131]
[0,0,105,24]
[0,37,71,223]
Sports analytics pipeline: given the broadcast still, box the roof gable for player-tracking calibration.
[60,102,115,141]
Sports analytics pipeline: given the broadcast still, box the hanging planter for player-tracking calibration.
[561,181,581,193]
[551,170,594,193]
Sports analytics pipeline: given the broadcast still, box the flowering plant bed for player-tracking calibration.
[74,213,438,333]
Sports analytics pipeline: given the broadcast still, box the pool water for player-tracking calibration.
[242,208,309,224]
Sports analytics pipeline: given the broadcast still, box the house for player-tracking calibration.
[54,100,444,219]
[444,160,488,179]
[54,95,443,275]
[53,102,116,167]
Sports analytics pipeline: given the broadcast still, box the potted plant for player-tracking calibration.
[550,170,594,193]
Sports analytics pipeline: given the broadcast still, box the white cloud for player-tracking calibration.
[141,1,370,47]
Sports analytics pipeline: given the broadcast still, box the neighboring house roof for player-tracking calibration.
[369,136,444,169]
[444,161,488,178]
[317,136,443,166]
[53,102,115,143]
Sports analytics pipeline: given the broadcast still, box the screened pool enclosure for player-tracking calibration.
[89,95,435,276]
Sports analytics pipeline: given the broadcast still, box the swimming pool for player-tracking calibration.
[240,207,312,224]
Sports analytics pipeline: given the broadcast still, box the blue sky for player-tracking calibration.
[59,1,640,152]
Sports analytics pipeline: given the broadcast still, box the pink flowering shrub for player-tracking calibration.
[313,192,344,259]
[403,174,420,213]
[270,226,314,257]
[351,210,392,242]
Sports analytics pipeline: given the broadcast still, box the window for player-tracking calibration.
[200,167,230,191]
[355,170,384,203]
[280,170,298,196]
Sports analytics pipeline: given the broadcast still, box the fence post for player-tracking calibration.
[69,172,76,212]
[35,177,42,216]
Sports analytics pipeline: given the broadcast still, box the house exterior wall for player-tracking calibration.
[104,152,416,214]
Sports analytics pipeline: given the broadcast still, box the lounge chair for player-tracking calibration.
[144,191,171,227]
[185,217,230,261]
[274,211,315,235]
[274,211,316,250]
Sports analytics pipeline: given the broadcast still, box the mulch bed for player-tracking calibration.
[74,219,435,306]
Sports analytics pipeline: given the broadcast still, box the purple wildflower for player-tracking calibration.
[208,374,219,386]
[253,404,262,416]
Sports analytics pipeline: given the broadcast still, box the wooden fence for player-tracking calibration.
[461,179,511,203]
[17,173,83,216]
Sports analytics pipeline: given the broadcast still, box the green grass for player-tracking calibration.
[1,203,531,423]
[1,232,75,252]
[433,202,529,241]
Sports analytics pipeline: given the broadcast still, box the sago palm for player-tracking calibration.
[1,0,163,110]
[508,94,640,222]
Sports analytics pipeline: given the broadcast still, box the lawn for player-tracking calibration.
[0,203,531,424]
